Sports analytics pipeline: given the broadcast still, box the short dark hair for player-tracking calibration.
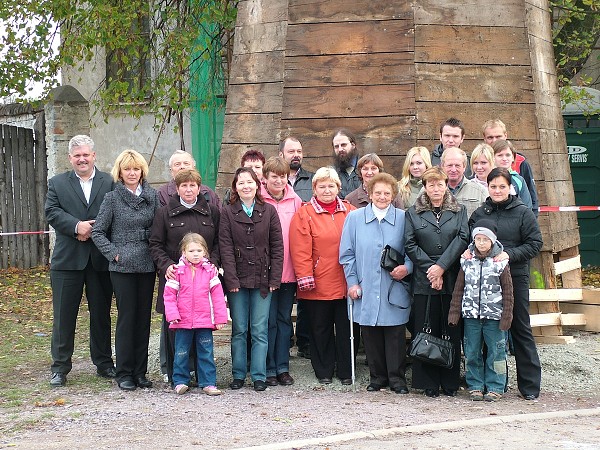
[278,137,300,153]
[487,167,512,185]
[439,118,465,136]
[263,156,290,178]
[240,149,266,167]
[229,167,264,205]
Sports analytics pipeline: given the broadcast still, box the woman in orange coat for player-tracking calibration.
[289,167,357,385]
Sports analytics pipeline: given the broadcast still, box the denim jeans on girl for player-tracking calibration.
[266,282,297,377]
[229,288,272,382]
[173,328,216,388]
[463,318,507,394]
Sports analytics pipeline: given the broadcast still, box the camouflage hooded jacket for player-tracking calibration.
[448,241,514,330]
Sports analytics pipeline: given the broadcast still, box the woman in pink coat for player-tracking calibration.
[164,233,228,395]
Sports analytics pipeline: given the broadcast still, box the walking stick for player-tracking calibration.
[349,297,356,390]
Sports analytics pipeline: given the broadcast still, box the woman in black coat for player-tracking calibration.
[469,167,543,400]
[149,168,220,384]
[404,167,469,397]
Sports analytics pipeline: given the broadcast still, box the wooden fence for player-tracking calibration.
[0,123,48,268]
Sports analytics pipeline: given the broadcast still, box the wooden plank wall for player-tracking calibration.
[220,0,579,260]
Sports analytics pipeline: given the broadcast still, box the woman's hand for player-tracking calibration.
[215,323,226,330]
[493,251,509,262]
[165,264,177,280]
[427,264,444,282]
[115,255,119,262]
[169,319,180,324]
[390,265,408,281]
[431,277,443,291]
[462,249,473,260]
[270,286,277,292]
[229,288,240,293]
[348,284,362,300]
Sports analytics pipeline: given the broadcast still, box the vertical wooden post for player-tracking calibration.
[0,126,8,269]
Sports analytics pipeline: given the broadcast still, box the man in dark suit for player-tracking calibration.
[45,135,115,387]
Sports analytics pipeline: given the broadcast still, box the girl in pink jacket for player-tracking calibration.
[164,233,228,395]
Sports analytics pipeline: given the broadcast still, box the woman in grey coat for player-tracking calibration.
[404,167,469,398]
[92,149,160,391]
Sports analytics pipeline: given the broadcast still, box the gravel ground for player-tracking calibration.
[1,330,599,449]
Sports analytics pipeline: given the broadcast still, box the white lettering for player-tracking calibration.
[570,154,588,163]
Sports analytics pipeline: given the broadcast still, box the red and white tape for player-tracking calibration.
[0,230,54,236]
[538,206,600,212]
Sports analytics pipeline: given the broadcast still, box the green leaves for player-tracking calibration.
[0,0,237,125]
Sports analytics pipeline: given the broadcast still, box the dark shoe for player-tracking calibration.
[297,347,311,359]
[522,393,538,401]
[254,380,267,391]
[229,379,244,390]
[134,376,153,388]
[118,379,136,391]
[277,372,295,386]
[318,378,332,385]
[442,388,457,397]
[340,378,353,386]
[96,366,117,378]
[366,383,383,392]
[424,388,439,397]
[266,376,278,386]
[393,385,410,394]
[50,372,66,387]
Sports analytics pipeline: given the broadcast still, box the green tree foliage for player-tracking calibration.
[551,0,600,111]
[0,0,237,122]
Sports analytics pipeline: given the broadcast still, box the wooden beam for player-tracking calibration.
[530,313,561,327]
[560,303,600,331]
[554,255,581,276]
[560,314,587,326]
[582,289,600,305]
[529,289,582,302]
[558,247,583,288]
[534,335,575,344]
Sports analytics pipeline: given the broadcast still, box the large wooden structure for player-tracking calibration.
[219,1,582,320]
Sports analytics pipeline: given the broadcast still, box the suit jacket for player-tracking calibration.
[45,169,114,271]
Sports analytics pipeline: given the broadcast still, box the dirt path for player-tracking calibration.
[1,332,599,449]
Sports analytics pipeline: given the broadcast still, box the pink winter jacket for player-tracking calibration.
[260,183,303,283]
[163,256,228,330]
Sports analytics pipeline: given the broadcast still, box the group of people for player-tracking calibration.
[46,116,543,402]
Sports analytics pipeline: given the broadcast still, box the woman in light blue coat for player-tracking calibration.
[339,173,413,394]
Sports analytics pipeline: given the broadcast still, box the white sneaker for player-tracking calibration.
[203,385,222,396]
[175,384,188,395]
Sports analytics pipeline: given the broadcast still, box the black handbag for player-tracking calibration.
[409,295,455,369]
[380,244,411,297]
[380,244,405,272]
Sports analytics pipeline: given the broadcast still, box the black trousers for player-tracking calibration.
[304,299,359,380]
[362,325,407,389]
[411,294,461,391]
[111,271,155,382]
[50,261,114,374]
[295,299,311,350]
[510,273,541,397]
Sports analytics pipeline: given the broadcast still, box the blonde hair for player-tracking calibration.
[481,119,507,135]
[311,167,341,192]
[180,232,209,255]
[111,149,149,183]
[398,147,432,203]
[470,144,495,173]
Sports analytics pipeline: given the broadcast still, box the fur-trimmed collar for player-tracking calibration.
[414,190,461,214]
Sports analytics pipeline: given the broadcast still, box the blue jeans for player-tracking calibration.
[229,288,271,382]
[267,282,296,377]
[173,328,216,388]
[463,318,507,394]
